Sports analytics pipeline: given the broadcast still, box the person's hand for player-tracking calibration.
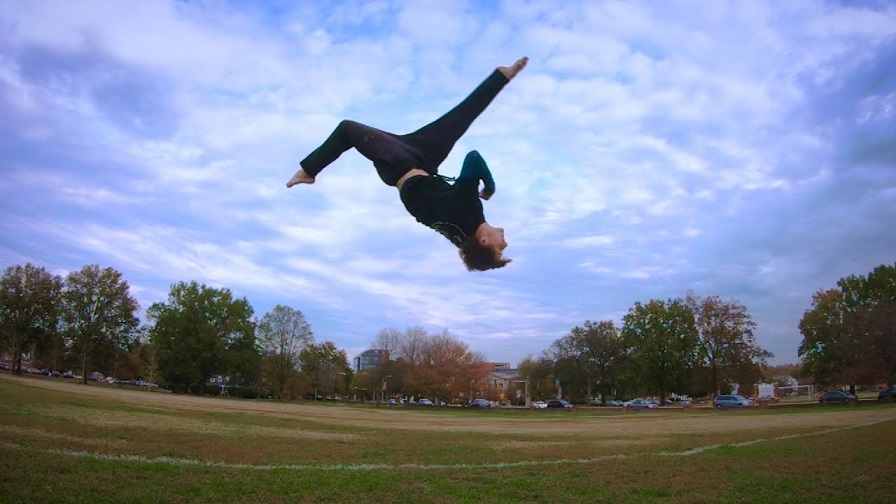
[479,190,493,201]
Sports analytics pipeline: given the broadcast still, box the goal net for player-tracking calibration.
[776,384,815,401]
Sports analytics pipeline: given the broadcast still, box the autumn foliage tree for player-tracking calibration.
[365,327,487,405]
[414,329,486,406]
[686,292,772,395]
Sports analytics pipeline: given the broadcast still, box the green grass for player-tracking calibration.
[2,374,895,504]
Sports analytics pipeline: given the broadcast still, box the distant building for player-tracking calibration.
[484,367,530,405]
[353,349,389,373]
[487,367,519,391]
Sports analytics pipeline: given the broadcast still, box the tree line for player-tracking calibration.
[0,263,349,399]
[511,292,772,405]
[2,261,893,402]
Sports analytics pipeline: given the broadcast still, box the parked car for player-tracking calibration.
[418,398,434,406]
[624,398,659,409]
[877,387,896,400]
[470,398,491,408]
[713,394,753,408]
[532,400,548,409]
[607,400,625,407]
[546,399,574,409]
[818,390,856,405]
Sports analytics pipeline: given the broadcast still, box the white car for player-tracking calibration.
[532,400,548,409]
[418,398,434,406]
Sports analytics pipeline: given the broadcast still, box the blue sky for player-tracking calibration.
[2,0,894,367]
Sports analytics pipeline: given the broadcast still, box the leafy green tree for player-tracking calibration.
[517,356,555,401]
[0,263,63,374]
[545,330,590,402]
[838,263,896,394]
[547,320,627,404]
[35,326,70,374]
[62,265,139,384]
[581,320,626,404]
[799,289,850,387]
[541,338,587,400]
[798,264,896,394]
[686,293,772,395]
[148,281,257,394]
[257,305,314,400]
[299,341,350,400]
[622,298,699,403]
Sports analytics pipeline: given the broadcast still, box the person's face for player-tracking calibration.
[479,225,507,258]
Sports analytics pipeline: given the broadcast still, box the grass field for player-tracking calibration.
[2,374,895,503]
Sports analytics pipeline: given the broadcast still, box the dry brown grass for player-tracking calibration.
[4,374,896,503]
[14,374,895,437]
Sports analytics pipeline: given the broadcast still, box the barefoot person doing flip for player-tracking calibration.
[287,57,528,271]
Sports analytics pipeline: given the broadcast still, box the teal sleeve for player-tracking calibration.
[456,150,495,196]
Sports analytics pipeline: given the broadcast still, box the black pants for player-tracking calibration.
[300,70,510,186]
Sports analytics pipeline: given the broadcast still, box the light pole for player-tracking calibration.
[380,375,392,401]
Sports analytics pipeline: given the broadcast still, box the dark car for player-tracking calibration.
[470,398,491,408]
[818,390,856,405]
[878,387,896,400]
[546,399,574,409]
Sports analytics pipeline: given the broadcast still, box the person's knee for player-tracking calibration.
[465,150,482,161]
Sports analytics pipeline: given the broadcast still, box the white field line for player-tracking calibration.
[1,418,889,472]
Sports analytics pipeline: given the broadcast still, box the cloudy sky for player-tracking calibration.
[2,0,894,367]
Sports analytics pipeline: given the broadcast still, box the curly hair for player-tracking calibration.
[458,236,512,272]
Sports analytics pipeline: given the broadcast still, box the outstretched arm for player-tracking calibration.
[457,150,496,200]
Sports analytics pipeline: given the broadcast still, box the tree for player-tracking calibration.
[395,326,428,366]
[0,263,63,374]
[517,355,556,401]
[686,293,772,395]
[298,341,350,400]
[799,289,850,388]
[580,320,626,404]
[414,330,486,406]
[372,327,402,358]
[799,263,896,395]
[257,305,314,400]
[62,265,139,384]
[622,298,699,403]
[547,320,626,404]
[839,263,896,395]
[148,281,257,394]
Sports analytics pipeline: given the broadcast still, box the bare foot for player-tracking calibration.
[286,168,315,188]
[498,56,528,80]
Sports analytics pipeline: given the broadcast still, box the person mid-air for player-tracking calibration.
[287,57,528,271]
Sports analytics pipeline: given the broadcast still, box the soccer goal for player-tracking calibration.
[776,384,815,401]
